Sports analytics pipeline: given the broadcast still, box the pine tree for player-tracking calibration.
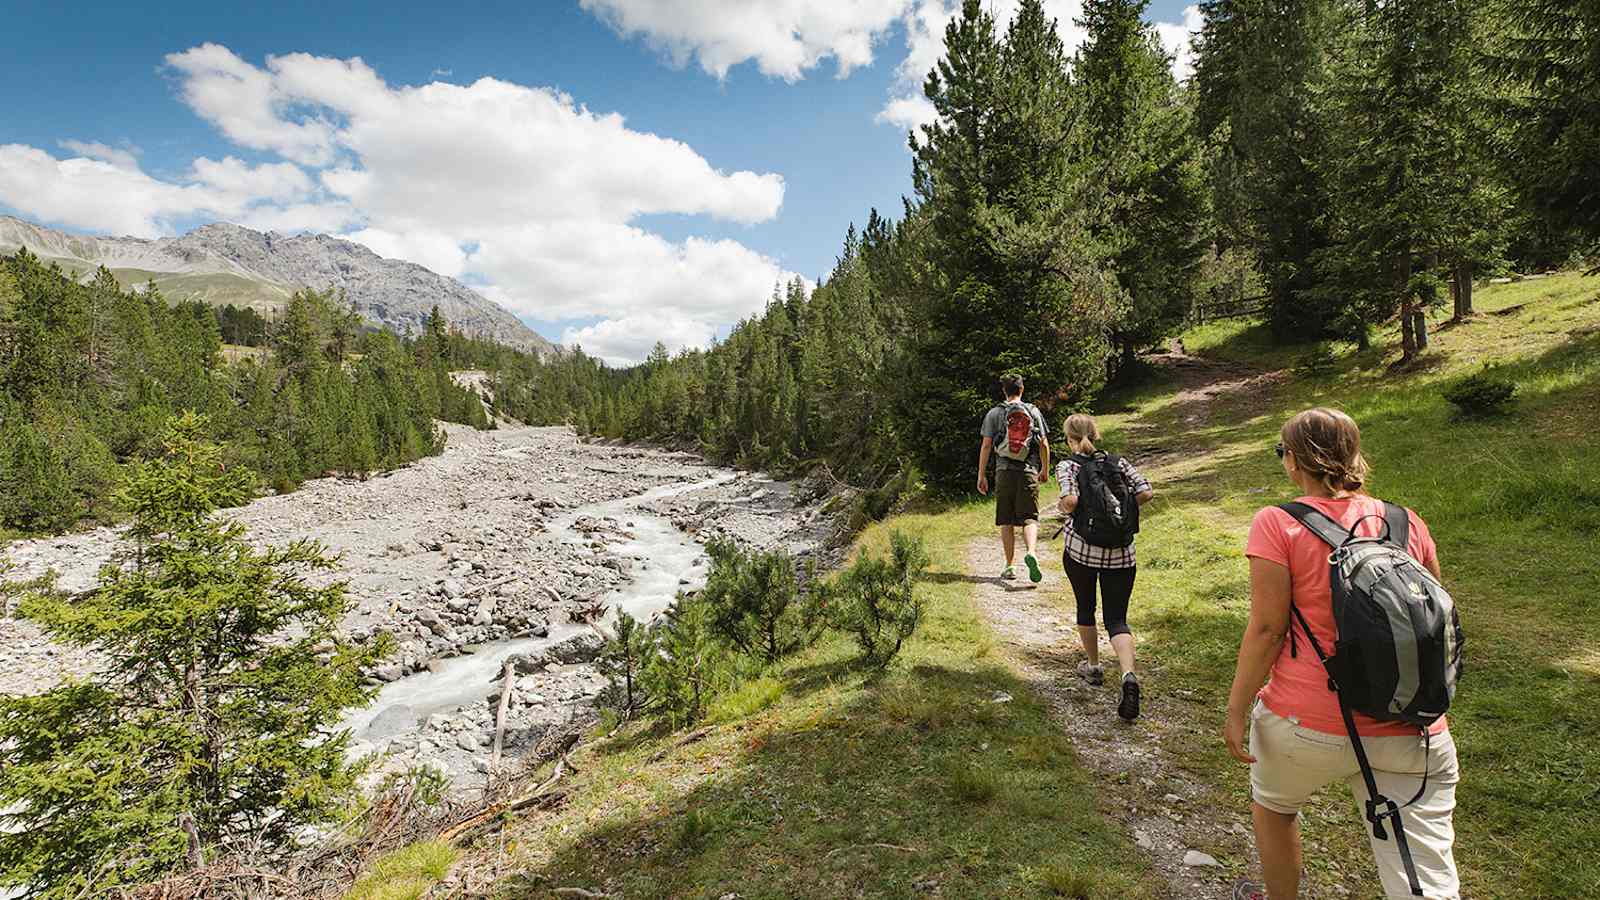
[903,0,1119,490]
[1076,0,1211,368]
[0,421,81,532]
[1193,0,1342,338]
[1492,0,1600,250]
[0,414,388,895]
[1314,0,1480,360]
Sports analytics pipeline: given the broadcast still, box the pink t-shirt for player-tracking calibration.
[1246,495,1449,737]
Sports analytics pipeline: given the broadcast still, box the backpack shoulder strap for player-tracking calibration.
[1278,501,1351,550]
[1381,501,1411,550]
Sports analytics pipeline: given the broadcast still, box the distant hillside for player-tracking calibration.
[0,216,555,355]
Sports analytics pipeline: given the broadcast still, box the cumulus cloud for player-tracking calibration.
[0,44,795,363]
[0,143,349,237]
[580,0,908,80]
[572,1,1197,133]
[58,140,141,171]
[1154,4,1204,82]
[561,311,719,367]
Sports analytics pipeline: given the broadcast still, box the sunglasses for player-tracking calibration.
[1274,442,1286,459]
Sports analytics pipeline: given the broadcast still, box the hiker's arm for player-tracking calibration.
[1224,557,1293,764]
[1056,492,1077,514]
[1037,437,1050,482]
[1136,489,1154,506]
[977,437,993,494]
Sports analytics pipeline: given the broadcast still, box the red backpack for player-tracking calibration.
[994,401,1036,463]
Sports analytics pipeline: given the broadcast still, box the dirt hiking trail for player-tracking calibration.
[966,540,1255,900]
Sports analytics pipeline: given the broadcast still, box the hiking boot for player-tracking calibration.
[1231,880,1267,900]
[1023,552,1042,583]
[1077,661,1104,685]
[1119,672,1142,722]
[1000,566,1018,581]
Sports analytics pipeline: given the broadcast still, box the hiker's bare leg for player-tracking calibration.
[1023,521,1038,557]
[1111,633,1135,676]
[1253,803,1302,899]
[1000,525,1015,566]
[1076,625,1099,666]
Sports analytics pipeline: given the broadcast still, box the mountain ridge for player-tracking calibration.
[0,216,555,355]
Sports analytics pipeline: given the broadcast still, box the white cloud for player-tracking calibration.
[165,43,341,167]
[57,140,140,171]
[580,0,909,81]
[1154,4,1203,83]
[561,311,719,367]
[0,143,351,238]
[883,1,1199,131]
[0,44,796,364]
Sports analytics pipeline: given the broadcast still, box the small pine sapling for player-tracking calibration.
[820,530,930,666]
[595,610,655,719]
[699,538,819,667]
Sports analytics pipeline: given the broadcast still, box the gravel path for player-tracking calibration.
[965,539,1256,900]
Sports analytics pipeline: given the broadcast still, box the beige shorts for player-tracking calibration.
[1249,700,1461,899]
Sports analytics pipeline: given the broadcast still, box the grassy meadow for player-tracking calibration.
[355,272,1597,899]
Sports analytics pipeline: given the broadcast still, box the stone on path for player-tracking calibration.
[1183,850,1222,868]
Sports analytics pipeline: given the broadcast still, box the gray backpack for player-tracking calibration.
[1281,501,1465,898]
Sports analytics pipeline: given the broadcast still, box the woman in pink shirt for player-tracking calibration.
[1224,408,1460,899]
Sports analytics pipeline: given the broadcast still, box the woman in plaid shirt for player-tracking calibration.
[1055,414,1154,721]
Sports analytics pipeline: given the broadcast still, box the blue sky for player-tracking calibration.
[0,0,1200,362]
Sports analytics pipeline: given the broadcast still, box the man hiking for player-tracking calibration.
[977,373,1050,583]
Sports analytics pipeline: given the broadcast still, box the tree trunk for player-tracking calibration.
[1454,259,1474,318]
[1397,252,1417,362]
[1412,309,1429,351]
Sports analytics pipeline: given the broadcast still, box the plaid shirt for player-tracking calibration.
[1055,454,1152,569]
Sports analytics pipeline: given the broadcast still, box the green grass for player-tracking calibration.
[1075,270,1600,898]
[344,272,1596,899]
[344,841,458,900]
[483,508,1159,900]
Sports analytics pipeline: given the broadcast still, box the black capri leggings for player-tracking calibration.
[1062,555,1136,637]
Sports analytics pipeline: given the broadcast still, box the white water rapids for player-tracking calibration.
[340,472,737,745]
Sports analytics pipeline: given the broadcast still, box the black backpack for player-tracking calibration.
[1281,501,1465,898]
[1072,452,1139,547]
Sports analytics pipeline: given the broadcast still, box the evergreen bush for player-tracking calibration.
[699,538,819,666]
[641,593,733,729]
[817,530,930,667]
[0,414,390,895]
[1443,369,1518,416]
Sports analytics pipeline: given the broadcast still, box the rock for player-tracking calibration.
[456,732,485,752]
[441,579,465,599]
[1134,829,1155,850]
[474,597,496,626]
[1183,850,1221,868]
[373,663,404,682]
[367,703,420,740]
[544,633,604,665]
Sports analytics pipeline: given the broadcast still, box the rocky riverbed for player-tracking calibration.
[1,424,843,786]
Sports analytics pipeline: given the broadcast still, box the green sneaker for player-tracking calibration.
[1000,566,1018,581]
[1023,553,1042,583]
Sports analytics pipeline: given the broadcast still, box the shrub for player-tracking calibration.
[1443,368,1518,416]
[699,538,819,666]
[0,414,389,896]
[818,530,930,666]
[1293,343,1337,378]
[595,610,654,718]
[642,593,734,729]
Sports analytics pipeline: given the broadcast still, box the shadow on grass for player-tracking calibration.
[495,661,1158,900]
